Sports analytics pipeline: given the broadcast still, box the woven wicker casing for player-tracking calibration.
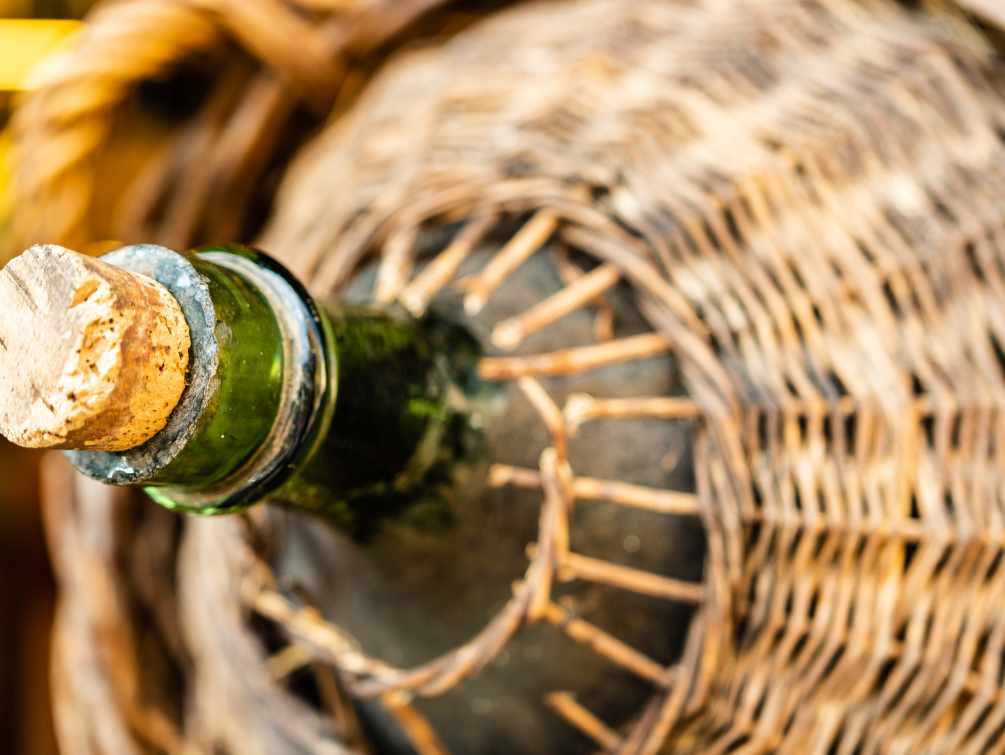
[19,0,1005,753]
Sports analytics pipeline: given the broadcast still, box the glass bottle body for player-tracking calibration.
[65,242,698,755]
[274,306,494,537]
[113,245,494,534]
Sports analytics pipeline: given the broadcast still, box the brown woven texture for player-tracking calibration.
[8,0,459,255]
[23,0,1005,753]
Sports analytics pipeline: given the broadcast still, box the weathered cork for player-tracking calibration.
[0,244,190,451]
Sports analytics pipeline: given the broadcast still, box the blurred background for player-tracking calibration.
[0,441,51,755]
[1,4,95,754]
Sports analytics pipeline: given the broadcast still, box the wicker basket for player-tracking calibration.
[19,0,1005,753]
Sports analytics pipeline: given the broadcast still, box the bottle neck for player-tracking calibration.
[66,244,489,526]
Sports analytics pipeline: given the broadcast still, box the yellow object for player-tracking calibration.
[0,128,10,220]
[0,19,82,91]
[0,19,83,258]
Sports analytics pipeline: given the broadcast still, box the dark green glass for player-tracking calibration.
[146,254,285,488]
[78,244,492,532]
[62,241,696,755]
[276,307,489,537]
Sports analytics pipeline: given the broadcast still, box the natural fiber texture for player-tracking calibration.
[28,0,1005,753]
[0,244,190,451]
[7,0,456,255]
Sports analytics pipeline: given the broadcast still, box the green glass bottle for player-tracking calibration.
[1,241,699,754]
[60,243,497,537]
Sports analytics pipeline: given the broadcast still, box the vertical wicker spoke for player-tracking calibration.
[489,464,700,516]
[564,394,703,432]
[248,586,401,682]
[492,263,621,349]
[266,643,315,680]
[375,224,419,304]
[488,463,550,489]
[528,446,574,621]
[552,246,617,341]
[463,209,558,313]
[312,662,369,750]
[545,692,624,752]
[568,476,699,516]
[381,692,451,755]
[400,214,496,315]
[518,378,569,460]
[479,333,673,380]
[559,552,705,604]
[543,602,672,688]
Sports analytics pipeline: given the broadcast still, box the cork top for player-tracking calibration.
[0,244,191,451]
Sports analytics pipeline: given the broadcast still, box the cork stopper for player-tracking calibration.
[0,244,191,451]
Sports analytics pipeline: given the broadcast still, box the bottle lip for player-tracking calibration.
[65,244,221,484]
[66,244,332,514]
[152,248,330,513]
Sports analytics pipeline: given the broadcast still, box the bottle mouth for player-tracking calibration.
[65,244,221,485]
[67,244,333,515]
[154,249,332,514]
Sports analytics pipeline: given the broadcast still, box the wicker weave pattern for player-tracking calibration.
[9,0,452,253]
[23,0,1005,753]
[262,1,1005,751]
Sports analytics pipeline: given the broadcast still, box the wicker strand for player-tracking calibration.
[33,1,1005,753]
[545,692,624,752]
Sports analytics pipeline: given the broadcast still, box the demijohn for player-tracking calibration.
[0,241,703,754]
